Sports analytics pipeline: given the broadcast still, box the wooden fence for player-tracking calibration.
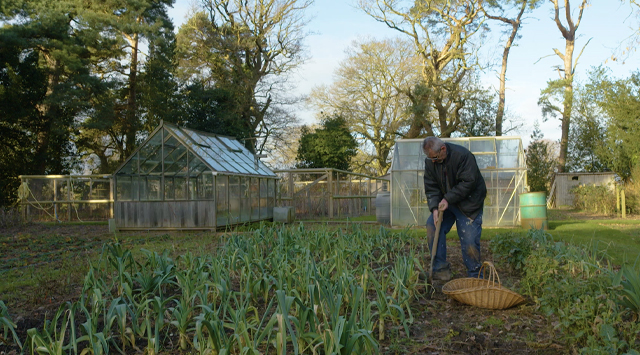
[274,168,388,219]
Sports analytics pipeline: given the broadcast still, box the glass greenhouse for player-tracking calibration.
[389,137,527,227]
[114,121,277,230]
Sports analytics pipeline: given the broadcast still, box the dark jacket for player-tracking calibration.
[423,143,487,220]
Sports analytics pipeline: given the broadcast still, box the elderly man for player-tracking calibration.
[422,137,487,280]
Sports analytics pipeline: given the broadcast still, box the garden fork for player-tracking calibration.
[428,207,444,283]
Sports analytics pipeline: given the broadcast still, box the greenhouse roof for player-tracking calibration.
[114,121,276,177]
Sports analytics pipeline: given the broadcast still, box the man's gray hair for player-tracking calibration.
[422,136,445,153]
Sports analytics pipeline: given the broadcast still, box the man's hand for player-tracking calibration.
[438,198,449,212]
[433,199,448,224]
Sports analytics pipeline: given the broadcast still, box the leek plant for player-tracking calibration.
[370,274,407,341]
[0,300,21,350]
[613,265,640,317]
[104,297,134,353]
[27,303,77,355]
[104,243,135,297]
[77,300,110,355]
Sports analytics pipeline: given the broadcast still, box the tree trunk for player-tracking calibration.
[558,39,575,173]
[487,2,527,136]
[552,0,587,173]
[124,34,139,159]
[435,97,454,137]
[34,55,61,174]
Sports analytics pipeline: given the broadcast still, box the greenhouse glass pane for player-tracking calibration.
[188,155,208,176]
[164,178,174,200]
[216,176,228,226]
[204,173,214,199]
[139,133,162,174]
[267,179,275,218]
[139,177,148,200]
[116,176,132,201]
[497,139,520,168]
[192,136,227,172]
[418,207,430,226]
[483,206,499,226]
[391,173,402,206]
[188,154,209,200]
[218,137,254,173]
[164,136,188,176]
[496,207,516,226]
[130,176,139,200]
[260,179,268,219]
[417,156,425,171]
[392,172,419,210]
[251,178,259,220]
[397,141,419,156]
[447,140,469,149]
[417,171,428,205]
[470,139,495,153]
[192,174,203,200]
[229,176,240,224]
[241,177,250,222]
[188,177,196,200]
[141,176,161,201]
[174,177,187,200]
[399,158,420,170]
[118,153,138,175]
[475,154,497,169]
[212,137,252,174]
[395,207,420,226]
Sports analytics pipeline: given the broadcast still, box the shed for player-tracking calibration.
[389,137,527,227]
[113,121,277,230]
[549,172,616,207]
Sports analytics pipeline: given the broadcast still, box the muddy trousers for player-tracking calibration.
[426,206,483,277]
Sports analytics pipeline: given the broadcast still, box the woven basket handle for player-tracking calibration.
[477,261,501,287]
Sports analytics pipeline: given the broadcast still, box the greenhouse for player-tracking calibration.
[113,121,277,230]
[389,137,527,227]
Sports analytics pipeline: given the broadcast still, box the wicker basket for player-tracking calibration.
[442,261,526,310]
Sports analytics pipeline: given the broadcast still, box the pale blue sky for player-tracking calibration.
[168,1,639,147]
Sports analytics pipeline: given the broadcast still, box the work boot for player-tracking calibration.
[419,268,452,281]
[432,268,452,281]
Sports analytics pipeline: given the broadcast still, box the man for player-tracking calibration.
[422,137,487,280]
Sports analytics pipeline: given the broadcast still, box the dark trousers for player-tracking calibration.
[426,205,483,277]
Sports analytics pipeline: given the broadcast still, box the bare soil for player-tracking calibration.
[0,223,563,355]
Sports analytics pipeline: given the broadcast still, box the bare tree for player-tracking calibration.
[309,38,420,175]
[177,0,312,152]
[539,0,590,173]
[483,0,543,136]
[612,0,640,61]
[358,0,485,138]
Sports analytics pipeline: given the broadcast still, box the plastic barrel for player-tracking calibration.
[519,192,548,230]
[375,191,391,225]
